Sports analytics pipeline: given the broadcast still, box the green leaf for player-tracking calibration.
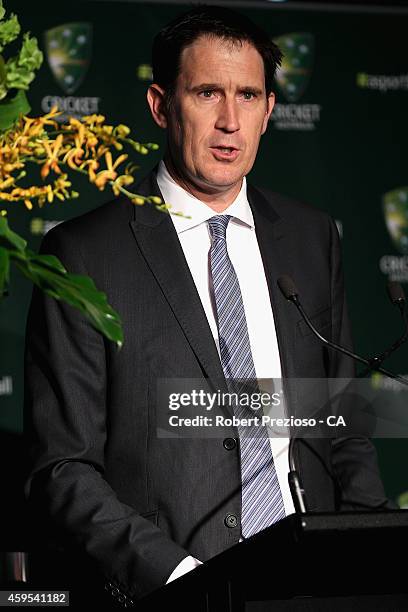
[0,87,30,128]
[5,57,29,90]
[0,53,7,86]
[28,252,67,274]
[0,2,5,21]
[63,273,99,291]
[397,491,408,509]
[0,245,9,297]
[0,216,27,251]
[0,13,20,52]
[10,244,123,347]
[18,32,43,71]
[5,33,43,91]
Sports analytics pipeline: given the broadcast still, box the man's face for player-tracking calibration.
[150,35,274,201]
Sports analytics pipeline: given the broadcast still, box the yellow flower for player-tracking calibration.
[68,118,85,147]
[2,161,24,174]
[46,184,54,203]
[103,126,113,136]
[85,134,98,150]
[111,174,134,196]
[94,152,128,191]
[19,106,60,140]
[41,134,64,179]
[0,177,15,190]
[82,114,105,126]
[20,121,45,139]
[55,174,71,190]
[63,145,84,170]
[54,174,72,199]
[96,144,109,158]
[33,145,46,157]
[81,159,99,183]
[0,192,13,201]
[38,106,61,126]
[149,196,162,205]
[132,196,145,205]
[68,117,83,129]
[0,107,158,213]
[115,124,130,138]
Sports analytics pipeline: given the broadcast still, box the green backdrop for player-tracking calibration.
[1,0,408,505]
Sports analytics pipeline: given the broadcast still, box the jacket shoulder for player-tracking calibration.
[43,196,133,247]
[251,185,333,227]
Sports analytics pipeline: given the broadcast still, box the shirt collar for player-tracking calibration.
[156,160,254,234]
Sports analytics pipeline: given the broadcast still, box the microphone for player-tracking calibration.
[277,275,408,386]
[288,438,307,514]
[359,282,407,375]
[277,275,408,515]
[275,275,308,513]
[388,280,406,312]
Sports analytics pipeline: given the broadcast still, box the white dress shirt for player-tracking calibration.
[156,161,294,584]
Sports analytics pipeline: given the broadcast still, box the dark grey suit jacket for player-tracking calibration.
[24,169,390,603]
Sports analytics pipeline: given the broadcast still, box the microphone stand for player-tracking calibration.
[359,282,408,377]
[278,276,408,387]
[277,275,408,516]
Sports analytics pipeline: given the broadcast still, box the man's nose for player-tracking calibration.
[215,98,240,132]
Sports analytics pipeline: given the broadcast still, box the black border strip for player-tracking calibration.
[83,0,408,16]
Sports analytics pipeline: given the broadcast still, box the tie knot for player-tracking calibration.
[208,215,231,242]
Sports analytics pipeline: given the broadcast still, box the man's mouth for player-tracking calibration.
[210,146,240,161]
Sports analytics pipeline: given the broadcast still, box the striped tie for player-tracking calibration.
[208,214,285,538]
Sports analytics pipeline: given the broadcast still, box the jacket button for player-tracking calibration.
[223,438,236,450]
[224,513,238,528]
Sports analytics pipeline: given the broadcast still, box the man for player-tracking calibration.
[24,5,391,607]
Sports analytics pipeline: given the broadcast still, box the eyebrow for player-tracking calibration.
[188,83,264,95]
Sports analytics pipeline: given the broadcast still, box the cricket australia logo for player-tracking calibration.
[274,32,314,103]
[379,187,408,283]
[271,32,320,131]
[44,23,92,94]
[383,188,408,255]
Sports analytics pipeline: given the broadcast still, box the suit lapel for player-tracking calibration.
[247,184,299,391]
[129,170,227,393]
[247,185,303,479]
[248,185,328,506]
[128,173,300,401]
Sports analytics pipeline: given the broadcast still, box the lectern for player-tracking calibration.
[138,511,408,612]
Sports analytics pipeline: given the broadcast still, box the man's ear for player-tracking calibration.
[147,84,168,129]
[261,92,275,135]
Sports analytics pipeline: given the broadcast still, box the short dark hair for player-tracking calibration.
[152,5,282,109]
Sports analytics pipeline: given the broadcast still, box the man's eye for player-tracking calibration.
[242,91,255,100]
[200,90,214,98]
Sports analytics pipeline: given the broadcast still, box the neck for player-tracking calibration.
[163,154,242,212]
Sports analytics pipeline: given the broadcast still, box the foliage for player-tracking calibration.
[0,106,162,211]
[0,1,43,100]
[0,0,183,348]
[0,107,171,348]
[0,215,123,346]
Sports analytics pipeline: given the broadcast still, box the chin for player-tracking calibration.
[205,168,244,188]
